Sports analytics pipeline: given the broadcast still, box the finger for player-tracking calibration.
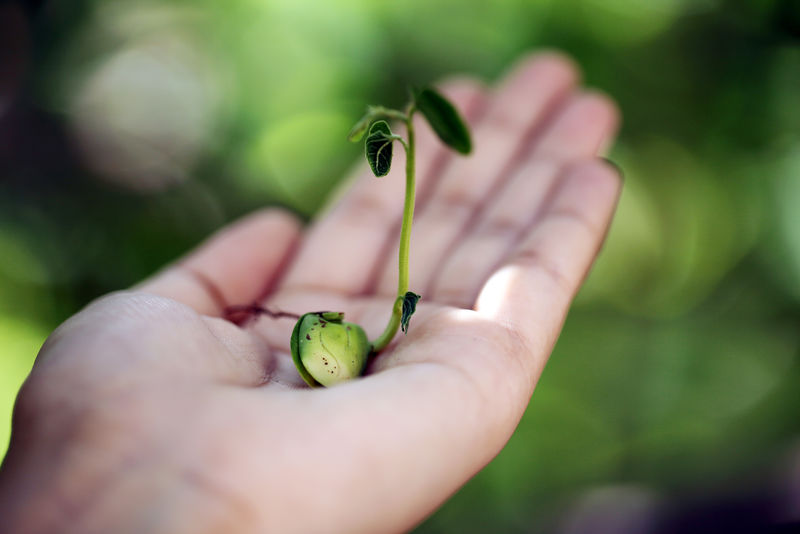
[428,92,619,307]
[476,159,622,350]
[137,209,301,316]
[32,292,276,390]
[427,158,562,308]
[279,79,486,295]
[531,91,619,158]
[375,52,579,297]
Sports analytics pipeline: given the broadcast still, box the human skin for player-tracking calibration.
[0,52,621,534]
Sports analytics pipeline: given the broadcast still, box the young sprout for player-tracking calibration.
[290,87,472,387]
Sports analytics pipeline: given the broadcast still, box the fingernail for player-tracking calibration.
[601,157,624,182]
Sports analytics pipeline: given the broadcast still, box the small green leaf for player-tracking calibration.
[319,311,345,321]
[347,114,371,142]
[415,87,472,154]
[400,292,421,334]
[365,120,394,177]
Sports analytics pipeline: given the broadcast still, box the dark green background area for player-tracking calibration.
[1,1,799,531]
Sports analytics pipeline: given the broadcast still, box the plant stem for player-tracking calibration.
[397,113,415,297]
[371,109,416,353]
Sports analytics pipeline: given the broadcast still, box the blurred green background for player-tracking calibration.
[1,0,799,531]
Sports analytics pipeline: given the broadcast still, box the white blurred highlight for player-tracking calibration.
[70,29,222,192]
[476,265,519,317]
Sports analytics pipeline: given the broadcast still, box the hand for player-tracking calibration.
[0,52,620,534]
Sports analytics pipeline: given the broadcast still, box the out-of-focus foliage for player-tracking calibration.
[0,315,45,454]
[1,0,799,531]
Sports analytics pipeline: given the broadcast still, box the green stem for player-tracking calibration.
[371,109,416,353]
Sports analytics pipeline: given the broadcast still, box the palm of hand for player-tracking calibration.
[1,53,620,534]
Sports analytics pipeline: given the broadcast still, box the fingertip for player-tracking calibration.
[579,90,622,155]
[186,206,303,279]
[600,157,625,183]
[232,207,303,241]
[502,49,581,91]
[434,75,488,98]
[138,207,304,316]
[567,158,624,199]
[533,90,621,158]
[580,90,621,128]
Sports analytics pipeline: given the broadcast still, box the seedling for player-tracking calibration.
[228,87,471,387]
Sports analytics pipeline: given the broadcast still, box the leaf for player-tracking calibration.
[400,291,421,334]
[365,120,394,177]
[319,311,345,322]
[347,113,371,142]
[415,87,472,154]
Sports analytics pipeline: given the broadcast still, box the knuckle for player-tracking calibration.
[548,205,603,238]
[480,215,521,238]
[436,187,478,216]
[342,191,394,227]
[513,247,573,295]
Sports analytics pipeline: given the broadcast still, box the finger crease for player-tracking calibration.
[424,93,575,297]
[480,216,522,238]
[511,247,572,296]
[436,188,483,217]
[176,265,229,311]
[180,464,261,531]
[342,192,396,227]
[546,205,603,239]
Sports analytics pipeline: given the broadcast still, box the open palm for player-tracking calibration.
[0,53,620,534]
